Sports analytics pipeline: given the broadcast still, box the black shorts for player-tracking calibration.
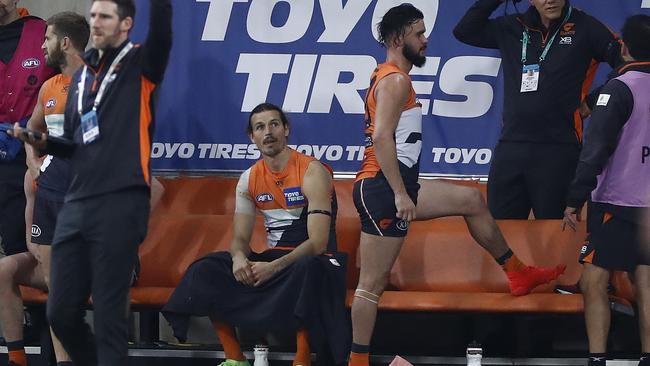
[0,160,27,255]
[353,173,419,237]
[31,188,65,245]
[579,206,650,272]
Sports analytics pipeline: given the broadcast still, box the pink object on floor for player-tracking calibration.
[389,356,413,366]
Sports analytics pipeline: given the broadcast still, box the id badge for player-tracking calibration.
[81,110,100,144]
[520,64,540,93]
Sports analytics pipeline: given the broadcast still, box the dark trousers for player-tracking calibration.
[47,188,149,366]
[487,141,580,219]
[0,156,27,255]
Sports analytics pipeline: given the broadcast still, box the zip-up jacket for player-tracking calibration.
[454,0,620,144]
[46,0,172,202]
[1,13,56,124]
[566,62,650,223]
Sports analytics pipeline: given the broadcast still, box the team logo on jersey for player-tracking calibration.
[561,23,576,36]
[22,58,40,68]
[283,187,305,206]
[31,225,42,238]
[559,36,572,45]
[256,193,274,203]
[396,219,409,231]
[45,98,56,108]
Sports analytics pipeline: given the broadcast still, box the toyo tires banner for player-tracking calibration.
[131,0,650,177]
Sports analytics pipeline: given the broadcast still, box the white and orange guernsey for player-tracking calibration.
[237,148,337,251]
[356,62,422,184]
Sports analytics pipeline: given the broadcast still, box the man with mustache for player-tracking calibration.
[348,4,565,366]
[163,103,348,366]
[454,0,621,220]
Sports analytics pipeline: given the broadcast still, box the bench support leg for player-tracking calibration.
[138,310,160,344]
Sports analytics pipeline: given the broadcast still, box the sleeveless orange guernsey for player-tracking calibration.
[247,149,335,250]
[356,62,422,183]
[40,74,71,137]
[38,74,72,185]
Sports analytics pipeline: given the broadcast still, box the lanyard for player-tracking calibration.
[77,42,133,116]
[521,6,572,64]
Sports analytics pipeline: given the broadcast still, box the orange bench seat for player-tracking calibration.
[19,177,635,318]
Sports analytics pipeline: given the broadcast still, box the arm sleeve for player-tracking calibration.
[585,85,602,110]
[585,68,619,110]
[587,15,622,68]
[566,79,633,208]
[453,0,504,49]
[142,0,173,83]
[43,135,76,158]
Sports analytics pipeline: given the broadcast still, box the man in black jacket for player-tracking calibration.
[11,0,172,364]
[454,0,620,219]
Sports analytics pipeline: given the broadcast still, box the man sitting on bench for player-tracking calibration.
[163,103,348,366]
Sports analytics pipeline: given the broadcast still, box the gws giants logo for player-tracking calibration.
[46,98,56,108]
[560,23,575,36]
[379,218,393,230]
[31,224,42,238]
[256,192,274,203]
[22,58,40,69]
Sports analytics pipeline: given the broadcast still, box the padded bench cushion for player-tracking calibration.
[345,290,585,313]
[390,219,585,293]
[18,177,638,315]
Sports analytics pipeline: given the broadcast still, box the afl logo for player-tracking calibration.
[22,58,41,69]
[256,193,274,203]
[31,225,42,238]
[46,98,56,108]
[396,219,409,231]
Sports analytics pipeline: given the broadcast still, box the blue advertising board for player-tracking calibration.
[130,0,650,177]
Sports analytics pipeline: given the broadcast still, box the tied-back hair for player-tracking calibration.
[377,3,424,47]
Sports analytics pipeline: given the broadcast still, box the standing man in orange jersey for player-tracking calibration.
[348,5,565,366]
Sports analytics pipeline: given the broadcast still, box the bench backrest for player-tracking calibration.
[141,177,597,296]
